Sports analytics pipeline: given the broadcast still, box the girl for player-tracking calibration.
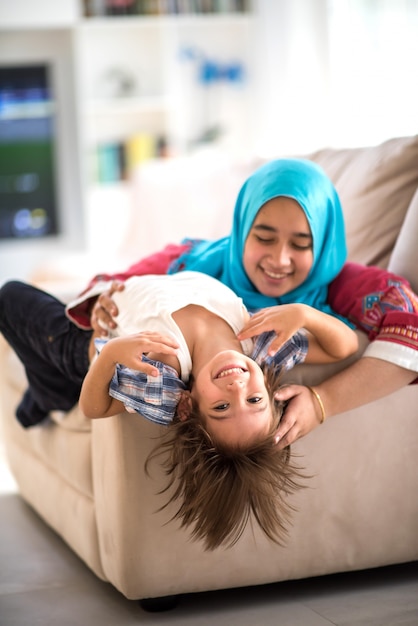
[78,270,357,549]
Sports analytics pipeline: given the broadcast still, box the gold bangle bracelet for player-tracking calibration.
[306,386,326,424]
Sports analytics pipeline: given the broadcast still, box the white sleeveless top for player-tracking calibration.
[110,271,254,382]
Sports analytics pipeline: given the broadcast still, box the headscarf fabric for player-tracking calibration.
[168,159,347,317]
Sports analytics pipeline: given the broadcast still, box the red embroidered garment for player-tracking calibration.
[328,262,418,350]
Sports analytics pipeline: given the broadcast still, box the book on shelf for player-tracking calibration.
[96,143,125,183]
[125,133,156,171]
[95,133,168,184]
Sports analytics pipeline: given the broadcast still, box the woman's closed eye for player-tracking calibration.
[253,233,312,251]
[291,241,312,251]
[254,235,276,245]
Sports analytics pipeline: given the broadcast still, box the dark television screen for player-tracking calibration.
[0,64,59,239]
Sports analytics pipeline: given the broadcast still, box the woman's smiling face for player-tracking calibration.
[243,196,313,298]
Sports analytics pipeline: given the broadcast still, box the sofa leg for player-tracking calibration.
[139,594,180,612]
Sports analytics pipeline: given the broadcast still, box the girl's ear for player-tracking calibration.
[177,391,193,422]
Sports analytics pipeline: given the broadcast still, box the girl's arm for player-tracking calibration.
[80,332,179,418]
[80,339,125,418]
[237,304,358,363]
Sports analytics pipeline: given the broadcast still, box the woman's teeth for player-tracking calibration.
[264,269,287,279]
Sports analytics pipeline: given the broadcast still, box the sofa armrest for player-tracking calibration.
[90,380,418,601]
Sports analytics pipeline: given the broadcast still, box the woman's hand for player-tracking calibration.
[90,280,125,336]
[238,304,307,355]
[100,331,180,377]
[273,384,324,449]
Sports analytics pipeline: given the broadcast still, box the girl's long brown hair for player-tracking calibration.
[146,364,308,550]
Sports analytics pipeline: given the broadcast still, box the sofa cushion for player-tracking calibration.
[388,187,418,294]
[126,151,257,258]
[305,135,418,268]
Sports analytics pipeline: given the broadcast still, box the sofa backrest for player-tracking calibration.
[388,187,418,293]
[305,135,418,270]
[125,135,418,287]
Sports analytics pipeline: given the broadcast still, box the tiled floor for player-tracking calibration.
[1,441,418,626]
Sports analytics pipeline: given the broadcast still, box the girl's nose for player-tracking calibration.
[227,379,244,389]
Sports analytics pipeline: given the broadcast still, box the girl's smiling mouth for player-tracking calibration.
[215,366,248,379]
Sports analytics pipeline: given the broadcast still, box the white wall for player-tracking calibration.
[253,0,418,156]
[0,0,79,27]
[252,0,330,157]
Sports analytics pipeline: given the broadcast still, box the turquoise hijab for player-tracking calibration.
[169,158,347,317]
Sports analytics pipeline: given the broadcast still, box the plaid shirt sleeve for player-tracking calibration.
[108,357,186,426]
[94,337,186,426]
[251,330,309,371]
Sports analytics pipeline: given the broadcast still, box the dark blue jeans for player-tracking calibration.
[0,281,92,427]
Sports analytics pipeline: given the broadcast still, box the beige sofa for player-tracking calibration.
[1,135,418,605]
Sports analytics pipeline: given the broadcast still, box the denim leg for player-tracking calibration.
[0,280,92,427]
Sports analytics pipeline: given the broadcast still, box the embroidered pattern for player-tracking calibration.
[377,324,418,349]
[361,281,418,332]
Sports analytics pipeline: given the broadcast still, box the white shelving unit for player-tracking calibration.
[0,0,256,281]
[76,11,255,158]
[75,7,256,259]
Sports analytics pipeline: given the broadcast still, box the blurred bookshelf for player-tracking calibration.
[76,0,255,204]
[83,0,251,17]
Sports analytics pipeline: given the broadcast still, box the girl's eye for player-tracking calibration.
[248,396,263,404]
[214,403,229,411]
